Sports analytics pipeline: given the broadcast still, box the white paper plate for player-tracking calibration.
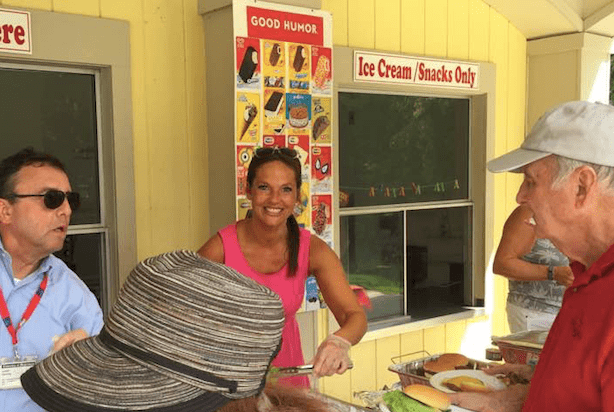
[430,369,506,394]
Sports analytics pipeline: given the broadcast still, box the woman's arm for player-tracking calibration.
[196,234,225,263]
[493,205,553,282]
[309,236,367,345]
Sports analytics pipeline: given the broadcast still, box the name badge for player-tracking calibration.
[0,356,38,389]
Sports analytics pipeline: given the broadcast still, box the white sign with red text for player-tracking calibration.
[354,51,479,89]
[0,8,31,54]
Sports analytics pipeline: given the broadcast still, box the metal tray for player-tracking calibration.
[388,352,491,387]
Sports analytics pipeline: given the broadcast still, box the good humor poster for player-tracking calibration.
[233,0,333,311]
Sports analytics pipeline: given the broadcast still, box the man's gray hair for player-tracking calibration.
[552,155,614,192]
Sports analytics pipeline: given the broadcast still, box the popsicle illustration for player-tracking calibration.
[240,104,258,139]
[239,46,259,83]
[293,45,306,72]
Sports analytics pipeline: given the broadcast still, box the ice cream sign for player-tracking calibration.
[246,6,324,46]
[0,8,31,54]
[354,50,479,89]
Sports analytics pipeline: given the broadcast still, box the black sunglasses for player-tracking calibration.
[9,190,80,211]
[254,147,299,159]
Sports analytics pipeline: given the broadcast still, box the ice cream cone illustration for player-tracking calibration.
[240,104,258,139]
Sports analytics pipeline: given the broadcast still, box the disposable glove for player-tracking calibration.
[311,334,352,378]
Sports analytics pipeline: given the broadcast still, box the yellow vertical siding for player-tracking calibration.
[99,0,151,263]
[424,325,446,355]
[376,335,402,390]
[348,0,375,49]
[399,329,424,362]
[447,0,469,60]
[1,0,51,9]
[400,0,425,56]
[468,0,489,61]
[322,0,348,46]
[489,9,512,338]
[142,0,191,255]
[424,0,447,57]
[52,0,99,16]
[445,320,468,353]
[375,0,400,52]
[349,340,378,395]
[184,0,209,249]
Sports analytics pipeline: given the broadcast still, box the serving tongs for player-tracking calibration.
[269,362,354,378]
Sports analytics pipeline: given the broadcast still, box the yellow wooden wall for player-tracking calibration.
[1,0,526,402]
[318,0,526,401]
[0,0,211,269]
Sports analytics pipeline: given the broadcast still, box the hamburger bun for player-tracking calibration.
[423,353,469,376]
[403,384,451,411]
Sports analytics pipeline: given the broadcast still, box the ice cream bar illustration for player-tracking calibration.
[264,91,284,117]
[240,104,258,139]
[312,115,330,141]
[293,45,306,72]
[269,43,282,66]
[314,55,330,88]
[239,46,259,83]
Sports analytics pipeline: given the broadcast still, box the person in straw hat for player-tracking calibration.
[449,101,614,412]
[20,249,288,412]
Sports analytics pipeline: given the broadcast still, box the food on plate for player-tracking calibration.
[423,353,469,376]
[441,375,489,393]
[383,385,450,412]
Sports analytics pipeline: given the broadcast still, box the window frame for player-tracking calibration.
[332,46,496,333]
[0,8,136,313]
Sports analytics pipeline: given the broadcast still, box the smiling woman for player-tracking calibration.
[197,146,367,388]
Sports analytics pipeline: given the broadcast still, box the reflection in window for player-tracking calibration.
[339,92,477,325]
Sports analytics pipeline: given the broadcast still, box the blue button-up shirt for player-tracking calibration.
[0,239,103,412]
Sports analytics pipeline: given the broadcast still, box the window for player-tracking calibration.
[0,64,108,308]
[0,9,136,313]
[338,92,478,325]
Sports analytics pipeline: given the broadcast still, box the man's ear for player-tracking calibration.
[574,166,597,207]
[0,198,12,224]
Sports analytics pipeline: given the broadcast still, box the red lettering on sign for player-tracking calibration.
[0,24,26,45]
[247,6,324,46]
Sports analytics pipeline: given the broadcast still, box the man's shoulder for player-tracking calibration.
[45,255,91,288]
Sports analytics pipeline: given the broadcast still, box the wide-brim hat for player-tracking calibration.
[21,250,284,412]
[488,101,614,173]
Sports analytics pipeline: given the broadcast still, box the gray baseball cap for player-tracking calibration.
[488,101,614,173]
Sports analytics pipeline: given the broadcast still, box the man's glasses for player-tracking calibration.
[254,147,299,159]
[8,190,80,211]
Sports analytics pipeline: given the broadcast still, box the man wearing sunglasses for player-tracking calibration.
[0,148,103,412]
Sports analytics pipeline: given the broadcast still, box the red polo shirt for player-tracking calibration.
[522,244,614,412]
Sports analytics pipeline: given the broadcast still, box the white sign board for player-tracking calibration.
[0,8,31,54]
[354,50,479,89]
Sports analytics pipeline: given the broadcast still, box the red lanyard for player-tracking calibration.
[0,274,48,346]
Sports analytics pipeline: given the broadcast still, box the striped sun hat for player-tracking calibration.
[21,250,285,412]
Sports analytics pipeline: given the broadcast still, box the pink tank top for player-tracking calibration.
[218,223,311,387]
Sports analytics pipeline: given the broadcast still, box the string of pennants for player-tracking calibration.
[341,179,461,198]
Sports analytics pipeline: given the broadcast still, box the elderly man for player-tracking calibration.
[0,148,103,412]
[451,101,614,412]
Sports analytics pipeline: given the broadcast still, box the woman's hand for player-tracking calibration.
[311,334,352,378]
[51,329,88,353]
[554,266,574,287]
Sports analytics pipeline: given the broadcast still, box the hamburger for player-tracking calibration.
[383,385,451,412]
[423,353,469,377]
